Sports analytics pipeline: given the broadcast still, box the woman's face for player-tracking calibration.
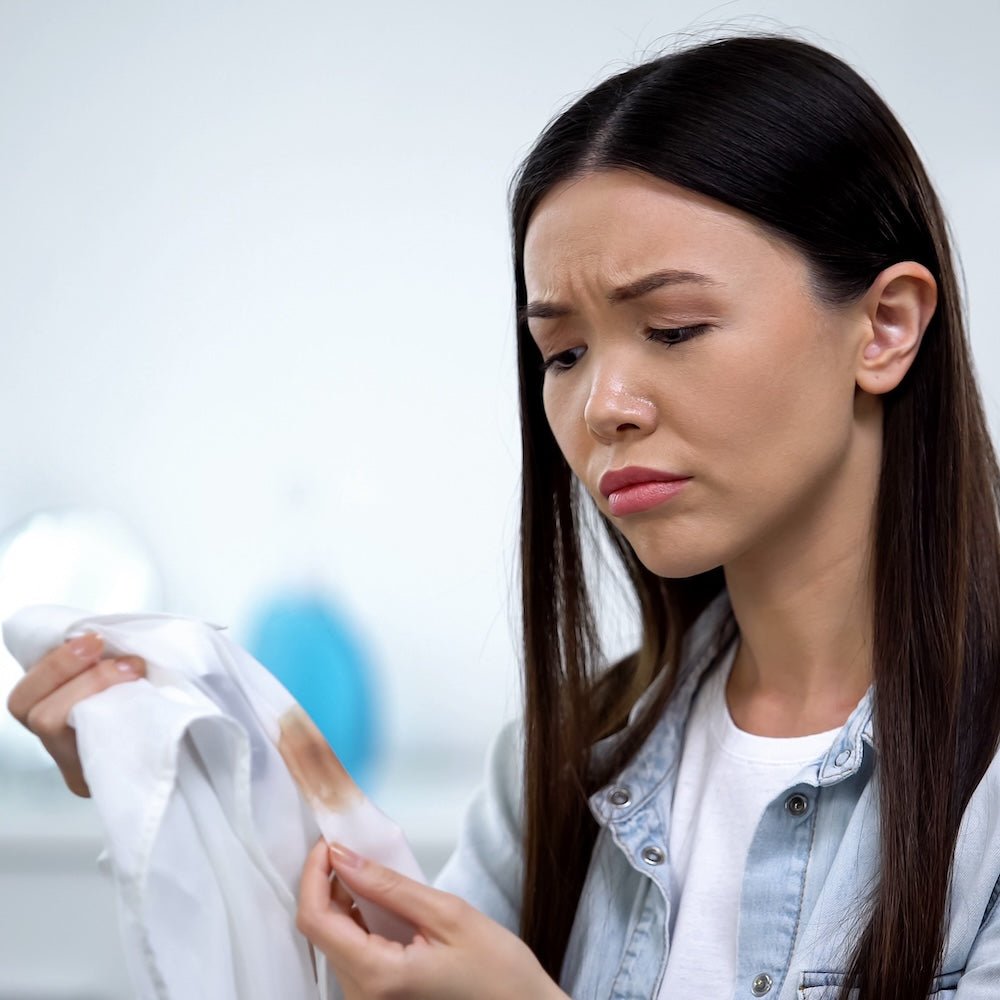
[522,168,876,579]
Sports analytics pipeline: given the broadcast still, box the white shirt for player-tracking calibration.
[658,637,841,997]
[2,605,423,1000]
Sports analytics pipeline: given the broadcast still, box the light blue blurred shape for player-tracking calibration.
[245,589,379,791]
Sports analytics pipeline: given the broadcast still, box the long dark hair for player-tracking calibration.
[510,31,1000,999]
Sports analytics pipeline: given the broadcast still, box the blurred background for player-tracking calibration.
[1,0,997,996]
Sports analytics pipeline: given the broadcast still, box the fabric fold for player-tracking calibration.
[2,604,424,1000]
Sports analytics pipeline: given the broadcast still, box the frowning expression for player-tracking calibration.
[522,168,868,578]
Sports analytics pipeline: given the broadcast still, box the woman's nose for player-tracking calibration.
[583,366,657,442]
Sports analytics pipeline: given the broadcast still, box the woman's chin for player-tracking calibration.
[630,546,726,581]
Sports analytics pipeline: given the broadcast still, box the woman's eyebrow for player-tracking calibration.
[518,268,721,323]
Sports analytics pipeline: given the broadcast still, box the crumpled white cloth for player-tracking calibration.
[2,605,424,1000]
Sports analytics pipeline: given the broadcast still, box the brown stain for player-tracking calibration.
[276,705,363,813]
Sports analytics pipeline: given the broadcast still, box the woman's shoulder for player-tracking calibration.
[960,734,1000,845]
[950,737,1000,934]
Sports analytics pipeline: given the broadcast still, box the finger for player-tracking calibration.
[24,656,147,796]
[350,905,370,933]
[327,842,467,942]
[25,656,146,738]
[7,633,105,723]
[329,872,354,913]
[329,873,371,931]
[297,839,372,954]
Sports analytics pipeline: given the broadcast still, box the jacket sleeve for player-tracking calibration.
[431,716,526,935]
[954,873,1000,995]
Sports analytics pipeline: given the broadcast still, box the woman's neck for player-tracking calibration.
[721,426,879,738]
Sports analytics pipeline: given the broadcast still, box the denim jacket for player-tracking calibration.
[433,587,1000,998]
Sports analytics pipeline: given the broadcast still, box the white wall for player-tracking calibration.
[2,0,998,763]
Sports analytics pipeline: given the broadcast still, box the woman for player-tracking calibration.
[9,31,1000,1000]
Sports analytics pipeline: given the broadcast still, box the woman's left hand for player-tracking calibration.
[296,838,568,1000]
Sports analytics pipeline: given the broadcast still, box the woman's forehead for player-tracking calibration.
[524,170,780,278]
[523,172,800,300]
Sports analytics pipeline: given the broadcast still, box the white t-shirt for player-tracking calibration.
[657,638,841,997]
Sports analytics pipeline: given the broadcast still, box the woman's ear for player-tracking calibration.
[854,261,938,395]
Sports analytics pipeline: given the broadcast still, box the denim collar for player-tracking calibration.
[589,586,876,825]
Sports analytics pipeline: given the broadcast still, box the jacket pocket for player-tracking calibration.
[797,968,962,998]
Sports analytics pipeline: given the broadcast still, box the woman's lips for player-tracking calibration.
[607,478,691,516]
[598,465,692,516]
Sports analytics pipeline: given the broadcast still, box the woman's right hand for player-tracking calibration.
[5,633,146,797]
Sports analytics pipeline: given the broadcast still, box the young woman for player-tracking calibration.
[10,31,1000,1000]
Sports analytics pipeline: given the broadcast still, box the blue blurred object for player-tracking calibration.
[245,589,379,791]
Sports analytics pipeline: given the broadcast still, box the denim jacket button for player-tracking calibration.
[608,786,631,807]
[751,972,773,995]
[784,793,809,816]
[641,845,665,865]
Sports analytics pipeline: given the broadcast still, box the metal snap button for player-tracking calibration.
[784,793,809,816]
[834,748,852,766]
[641,845,665,866]
[608,786,631,807]
[751,972,773,996]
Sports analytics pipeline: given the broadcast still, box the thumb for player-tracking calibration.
[328,842,467,942]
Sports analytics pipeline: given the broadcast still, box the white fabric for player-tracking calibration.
[2,605,424,1000]
[657,638,841,997]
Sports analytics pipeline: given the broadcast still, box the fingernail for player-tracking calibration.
[115,657,142,674]
[68,633,102,659]
[329,842,365,870]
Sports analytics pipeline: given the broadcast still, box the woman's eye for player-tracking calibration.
[647,324,713,347]
[540,346,586,374]
[539,325,712,374]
